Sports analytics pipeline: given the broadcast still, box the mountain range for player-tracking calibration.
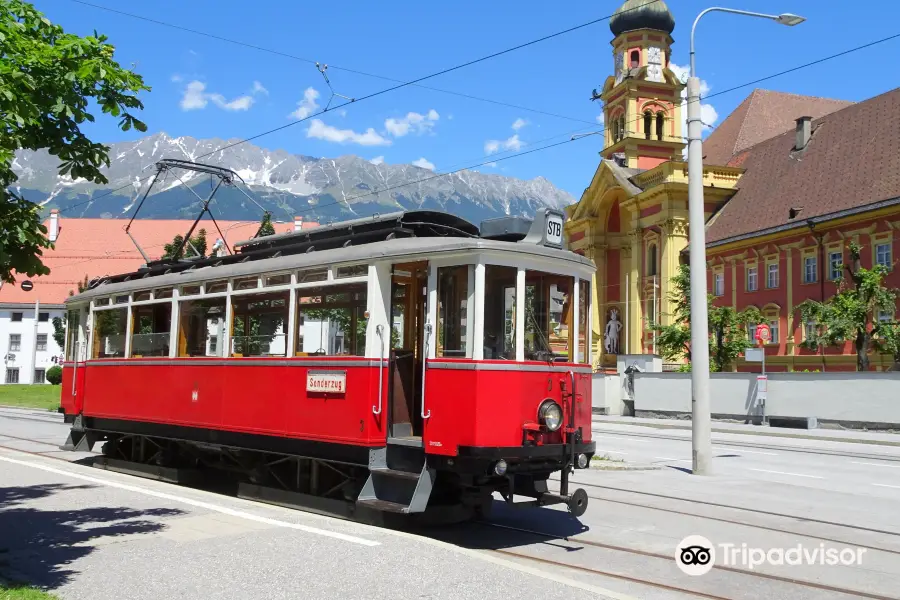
[11,132,576,226]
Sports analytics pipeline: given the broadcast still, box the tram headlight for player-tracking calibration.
[538,400,563,432]
[493,459,508,476]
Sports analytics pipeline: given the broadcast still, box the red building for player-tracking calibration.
[704,87,900,371]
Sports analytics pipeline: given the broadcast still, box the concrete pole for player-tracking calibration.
[686,76,712,476]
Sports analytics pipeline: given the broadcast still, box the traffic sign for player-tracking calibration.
[20,280,33,291]
[755,324,771,343]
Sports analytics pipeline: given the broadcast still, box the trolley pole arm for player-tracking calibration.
[171,178,224,259]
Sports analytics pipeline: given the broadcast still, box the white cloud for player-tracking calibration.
[171,74,183,83]
[412,157,435,171]
[669,63,718,138]
[179,79,265,112]
[290,87,320,120]
[485,162,498,168]
[370,156,385,165]
[484,134,524,155]
[252,81,268,95]
[384,109,440,137]
[338,109,348,117]
[596,114,605,125]
[307,119,391,146]
[511,118,528,131]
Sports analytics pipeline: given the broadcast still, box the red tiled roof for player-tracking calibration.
[702,89,854,166]
[0,216,318,305]
[706,86,900,244]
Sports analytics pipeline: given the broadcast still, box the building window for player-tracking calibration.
[656,112,665,141]
[11,312,22,322]
[713,272,724,297]
[647,244,658,277]
[36,334,47,352]
[746,266,758,292]
[9,334,21,352]
[803,256,817,283]
[804,320,817,341]
[876,243,892,269]
[630,49,640,68]
[769,319,780,344]
[618,117,625,141]
[878,310,893,323]
[643,111,653,140]
[766,263,779,289]
[5,368,19,384]
[829,251,843,280]
[38,312,49,322]
[34,369,45,384]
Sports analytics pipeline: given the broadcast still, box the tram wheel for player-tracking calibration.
[567,488,588,517]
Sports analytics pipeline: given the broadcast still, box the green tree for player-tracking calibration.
[1,0,149,284]
[876,322,900,372]
[650,264,763,372]
[257,212,276,237]
[162,228,207,260]
[798,241,898,371]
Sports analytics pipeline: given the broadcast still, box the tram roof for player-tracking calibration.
[66,209,593,304]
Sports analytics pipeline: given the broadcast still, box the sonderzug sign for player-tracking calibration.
[306,370,347,394]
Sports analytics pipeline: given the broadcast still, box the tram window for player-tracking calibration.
[177,298,227,357]
[524,271,574,362]
[154,288,173,299]
[297,268,327,283]
[437,266,469,358]
[483,266,518,360]
[114,295,129,304]
[265,273,291,287]
[91,308,128,359]
[296,284,368,356]
[181,285,201,297]
[206,281,227,294]
[230,291,290,357]
[578,279,590,363]
[65,310,80,361]
[335,264,367,279]
[234,276,259,291]
[134,291,152,302]
[131,303,172,357]
[95,297,110,306]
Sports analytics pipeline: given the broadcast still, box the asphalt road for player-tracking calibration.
[2,407,900,600]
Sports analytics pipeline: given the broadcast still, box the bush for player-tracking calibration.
[46,366,63,385]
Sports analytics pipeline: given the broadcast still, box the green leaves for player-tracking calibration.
[1,0,150,283]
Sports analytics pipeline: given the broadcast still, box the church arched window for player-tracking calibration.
[644,111,653,140]
[618,116,625,141]
[630,50,640,69]
[656,112,665,141]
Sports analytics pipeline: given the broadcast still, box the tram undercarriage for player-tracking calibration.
[65,426,589,525]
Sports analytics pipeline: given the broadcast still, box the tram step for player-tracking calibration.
[370,467,420,481]
[356,498,409,513]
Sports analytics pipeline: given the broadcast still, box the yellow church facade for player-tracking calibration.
[564,0,743,368]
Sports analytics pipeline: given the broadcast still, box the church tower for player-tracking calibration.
[596,0,685,170]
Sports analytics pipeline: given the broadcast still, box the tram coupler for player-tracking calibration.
[501,474,589,517]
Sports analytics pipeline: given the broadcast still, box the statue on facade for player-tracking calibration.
[604,308,622,355]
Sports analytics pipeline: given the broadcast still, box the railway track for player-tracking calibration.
[480,521,900,600]
[2,432,899,600]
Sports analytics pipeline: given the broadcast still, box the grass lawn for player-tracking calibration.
[0,583,59,600]
[0,384,61,411]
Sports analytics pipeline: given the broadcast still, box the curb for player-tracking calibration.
[589,459,662,471]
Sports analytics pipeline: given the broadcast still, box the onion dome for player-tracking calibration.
[609,0,675,36]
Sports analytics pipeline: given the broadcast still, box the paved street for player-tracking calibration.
[3,407,900,599]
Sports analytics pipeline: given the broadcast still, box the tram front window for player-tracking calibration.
[437,265,469,358]
[524,271,574,361]
[483,266,517,360]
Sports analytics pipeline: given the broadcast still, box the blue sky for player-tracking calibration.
[37,0,899,200]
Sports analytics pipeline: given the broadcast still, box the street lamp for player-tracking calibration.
[686,7,805,476]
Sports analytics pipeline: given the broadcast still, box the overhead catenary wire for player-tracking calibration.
[64,0,626,127]
[56,26,900,218]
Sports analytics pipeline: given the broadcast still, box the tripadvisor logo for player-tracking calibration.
[675,536,867,575]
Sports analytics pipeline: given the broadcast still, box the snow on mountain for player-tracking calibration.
[12,132,576,226]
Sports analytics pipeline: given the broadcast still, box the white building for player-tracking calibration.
[0,303,66,384]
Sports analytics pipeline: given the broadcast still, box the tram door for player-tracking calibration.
[387,261,429,441]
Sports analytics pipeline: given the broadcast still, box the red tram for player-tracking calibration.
[58,207,596,520]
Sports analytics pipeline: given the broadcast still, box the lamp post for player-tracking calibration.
[687,7,804,476]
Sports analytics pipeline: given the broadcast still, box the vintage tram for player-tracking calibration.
[58,206,596,521]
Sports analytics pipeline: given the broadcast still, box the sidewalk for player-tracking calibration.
[592,414,900,447]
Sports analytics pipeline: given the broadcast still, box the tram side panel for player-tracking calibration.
[60,363,86,416]
[422,362,593,455]
[77,360,387,446]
